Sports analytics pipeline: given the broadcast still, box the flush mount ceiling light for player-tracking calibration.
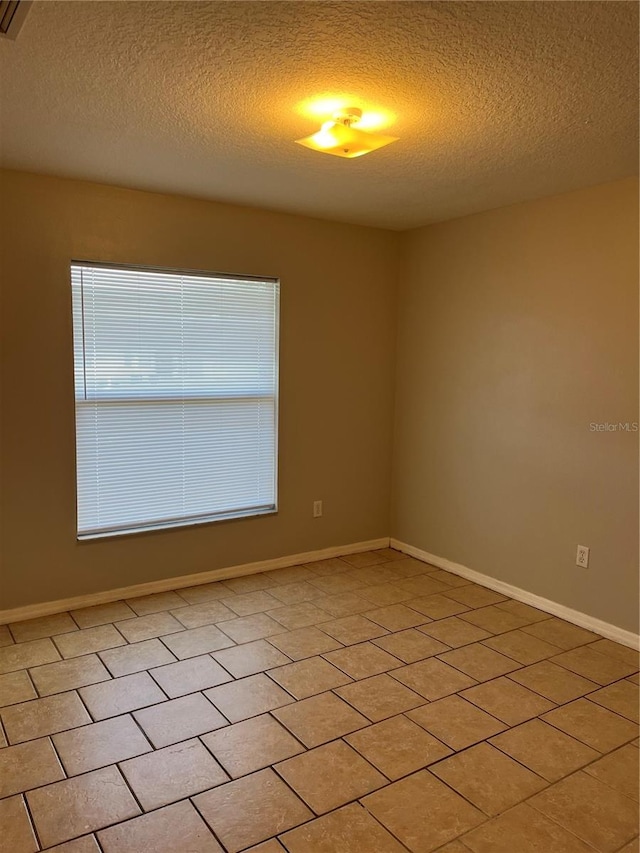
[296,107,398,159]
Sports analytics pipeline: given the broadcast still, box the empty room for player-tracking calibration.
[0,2,638,852]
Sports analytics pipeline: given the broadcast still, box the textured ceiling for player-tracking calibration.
[0,1,637,230]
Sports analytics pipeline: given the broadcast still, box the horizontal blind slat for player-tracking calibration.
[72,264,279,536]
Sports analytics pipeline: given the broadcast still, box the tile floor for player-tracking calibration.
[0,548,638,852]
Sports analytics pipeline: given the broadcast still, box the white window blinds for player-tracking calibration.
[71,263,279,538]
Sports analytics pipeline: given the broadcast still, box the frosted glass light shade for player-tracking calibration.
[296,121,398,158]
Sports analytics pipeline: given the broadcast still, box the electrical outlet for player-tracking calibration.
[576,545,589,568]
[313,500,323,518]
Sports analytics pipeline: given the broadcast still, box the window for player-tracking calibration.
[71,263,279,538]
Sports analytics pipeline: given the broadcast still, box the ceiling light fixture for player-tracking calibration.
[296,107,398,159]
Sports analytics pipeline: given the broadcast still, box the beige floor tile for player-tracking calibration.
[46,836,101,852]
[193,767,312,853]
[0,624,14,647]
[268,656,351,699]
[222,573,275,594]
[364,604,429,631]
[10,613,78,644]
[0,795,38,853]
[53,714,151,775]
[551,645,638,685]
[435,844,473,853]
[219,613,286,644]
[170,600,236,628]
[374,628,450,663]
[589,680,639,723]
[308,574,364,596]
[268,602,332,630]
[320,615,388,645]
[462,802,595,853]
[160,624,235,659]
[304,557,351,575]
[53,624,127,659]
[276,740,385,814]
[530,770,639,852]
[100,638,176,676]
[314,592,376,617]
[461,676,555,725]
[427,570,471,589]
[396,576,451,598]
[490,718,599,782]
[341,550,390,568]
[362,769,485,852]
[134,692,227,748]
[346,714,452,779]
[125,591,187,616]
[587,639,640,669]
[324,642,402,679]
[460,606,533,635]
[0,737,65,797]
[224,591,282,617]
[0,670,36,707]
[29,654,111,696]
[440,585,507,609]
[202,713,303,778]
[120,738,228,810]
[335,673,425,722]
[79,671,166,719]
[542,698,638,753]
[273,691,368,747]
[115,612,184,643]
[27,766,140,848]
[628,674,639,685]
[280,802,407,853]
[269,626,342,660]
[383,557,431,578]
[0,637,61,674]
[267,581,325,605]
[615,839,640,853]
[98,800,223,853]
[357,583,413,607]
[204,672,293,722]
[263,564,316,585]
[150,654,231,697]
[212,639,290,677]
[432,742,546,816]
[494,600,552,623]
[509,660,598,703]
[70,601,136,629]
[2,691,91,743]
[419,617,491,649]
[482,629,563,664]
[246,840,286,852]
[522,618,600,650]
[583,743,639,800]
[409,594,471,620]
[391,658,477,700]
[175,582,230,605]
[407,694,505,750]
[438,643,521,682]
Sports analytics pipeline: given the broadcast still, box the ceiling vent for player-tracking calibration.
[0,0,31,39]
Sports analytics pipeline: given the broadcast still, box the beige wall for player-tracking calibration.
[392,179,639,633]
[0,170,399,609]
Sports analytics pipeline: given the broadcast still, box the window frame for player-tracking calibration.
[71,260,281,540]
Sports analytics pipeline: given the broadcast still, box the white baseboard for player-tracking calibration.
[391,538,640,651]
[0,537,390,625]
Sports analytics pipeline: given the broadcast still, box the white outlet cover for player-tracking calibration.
[576,545,590,568]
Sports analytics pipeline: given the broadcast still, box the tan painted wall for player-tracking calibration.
[392,179,639,633]
[0,171,399,609]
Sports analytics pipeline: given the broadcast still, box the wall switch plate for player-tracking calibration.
[576,545,590,568]
[313,500,323,518]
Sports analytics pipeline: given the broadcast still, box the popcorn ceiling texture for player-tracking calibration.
[0,1,637,229]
